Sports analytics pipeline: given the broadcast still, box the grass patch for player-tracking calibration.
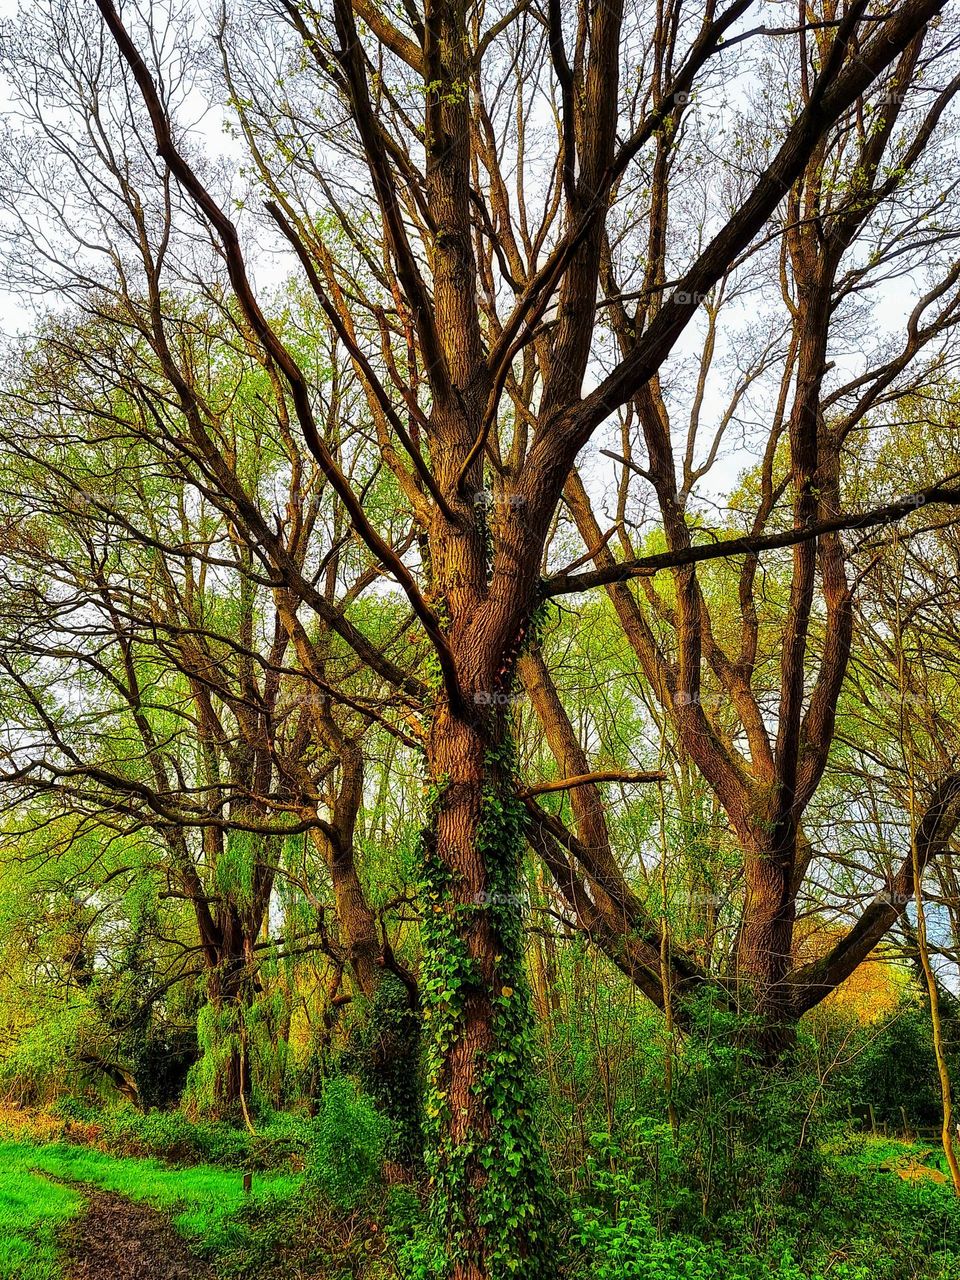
[0,1141,302,1278]
[0,1147,81,1280]
[829,1133,952,1176]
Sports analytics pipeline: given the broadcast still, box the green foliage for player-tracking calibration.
[19,1100,321,1173]
[308,1077,392,1210]
[419,741,556,1278]
[214,835,254,910]
[0,1004,90,1108]
[542,940,668,1139]
[380,1185,445,1280]
[571,1177,807,1280]
[567,1116,960,1280]
[89,901,199,1109]
[97,1106,252,1166]
[831,998,949,1127]
[5,1081,960,1280]
[393,1229,448,1280]
[0,829,198,1112]
[183,977,298,1121]
[668,997,826,1236]
[338,973,423,1161]
[183,999,244,1116]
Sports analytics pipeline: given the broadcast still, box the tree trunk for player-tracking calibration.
[422,695,553,1280]
[736,823,800,1062]
[195,893,259,1118]
[527,868,562,1023]
[204,953,252,1115]
[914,870,960,1193]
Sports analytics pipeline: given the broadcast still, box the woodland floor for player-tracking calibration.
[57,1187,213,1280]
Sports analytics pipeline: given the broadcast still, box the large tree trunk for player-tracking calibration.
[204,957,251,1114]
[193,894,259,1117]
[737,825,800,1062]
[422,688,552,1280]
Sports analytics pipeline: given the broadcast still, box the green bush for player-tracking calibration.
[566,1074,960,1280]
[830,998,947,1128]
[201,1186,310,1279]
[569,1160,809,1280]
[101,1108,249,1165]
[307,1077,392,1209]
[665,999,825,1241]
[385,1186,446,1280]
[336,973,423,1162]
[47,1101,321,1171]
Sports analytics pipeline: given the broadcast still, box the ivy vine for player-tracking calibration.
[418,739,556,1279]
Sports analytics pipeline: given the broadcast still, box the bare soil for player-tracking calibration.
[59,1189,214,1280]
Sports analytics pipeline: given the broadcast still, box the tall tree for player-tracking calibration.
[525,5,960,1054]
[0,309,412,1109]
[2,0,959,1274]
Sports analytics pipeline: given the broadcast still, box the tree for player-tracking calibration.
[520,5,960,1056]
[2,0,958,1274]
[0,306,414,1111]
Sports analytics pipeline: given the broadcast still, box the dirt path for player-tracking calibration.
[59,1188,215,1280]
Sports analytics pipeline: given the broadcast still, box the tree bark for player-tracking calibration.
[205,948,252,1114]
[423,683,552,1278]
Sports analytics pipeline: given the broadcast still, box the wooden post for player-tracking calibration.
[243,1172,252,1194]
[868,1104,877,1136]
[901,1106,912,1140]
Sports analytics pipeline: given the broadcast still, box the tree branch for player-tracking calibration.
[788,772,960,1015]
[93,0,465,713]
[543,484,960,596]
[519,769,666,797]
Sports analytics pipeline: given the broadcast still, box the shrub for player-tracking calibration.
[831,998,947,1128]
[385,1186,446,1280]
[307,1077,392,1210]
[336,973,423,1162]
[569,1164,809,1280]
[665,999,826,1242]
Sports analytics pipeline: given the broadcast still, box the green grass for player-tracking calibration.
[0,1141,301,1279]
[0,1148,81,1280]
[829,1132,952,1176]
